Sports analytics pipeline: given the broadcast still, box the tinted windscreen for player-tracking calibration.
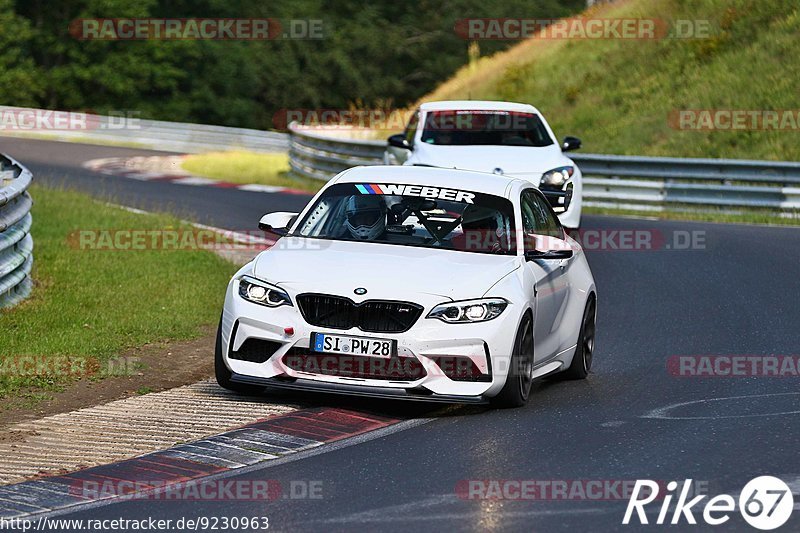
[420,110,554,147]
[296,182,517,255]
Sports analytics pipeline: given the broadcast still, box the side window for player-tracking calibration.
[521,190,563,239]
[520,193,538,234]
[404,110,419,146]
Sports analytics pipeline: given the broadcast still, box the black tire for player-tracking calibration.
[490,313,535,408]
[561,296,596,380]
[214,316,264,395]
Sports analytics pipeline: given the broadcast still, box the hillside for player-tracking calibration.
[417,0,800,161]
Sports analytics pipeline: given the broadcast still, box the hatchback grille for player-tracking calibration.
[296,293,423,333]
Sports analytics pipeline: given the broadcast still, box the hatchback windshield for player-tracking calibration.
[420,110,554,147]
[295,182,517,255]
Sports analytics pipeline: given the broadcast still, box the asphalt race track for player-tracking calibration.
[5,137,800,531]
[0,137,311,230]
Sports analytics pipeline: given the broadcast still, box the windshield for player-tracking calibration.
[295,182,517,255]
[420,110,554,147]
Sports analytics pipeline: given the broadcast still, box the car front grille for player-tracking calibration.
[296,293,423,333]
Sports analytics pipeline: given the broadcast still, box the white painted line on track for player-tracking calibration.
[642,392,800,420]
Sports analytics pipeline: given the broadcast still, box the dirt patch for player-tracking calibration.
[0,430,39,444]
[0,327,217,430]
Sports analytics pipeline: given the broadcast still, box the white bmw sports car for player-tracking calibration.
[216,166,597,407]
[385,100,584,229]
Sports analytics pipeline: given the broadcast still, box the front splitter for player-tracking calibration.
[231,373,488,404]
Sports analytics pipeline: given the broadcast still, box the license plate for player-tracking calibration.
[311,332,396,358]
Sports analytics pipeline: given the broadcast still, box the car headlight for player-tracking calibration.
[427,298,508,323]
[238,275,292,308]
[540,166,574,187]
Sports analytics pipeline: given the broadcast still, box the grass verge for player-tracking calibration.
[182,151,323,193]
[0,185,237,400]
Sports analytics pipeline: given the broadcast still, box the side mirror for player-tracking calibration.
[525,235,573,260]
[525,248,573,260]
[561,136,582,152]
[387,134,411,150]
[258,212,298,236]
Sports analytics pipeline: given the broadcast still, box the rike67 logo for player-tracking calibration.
[623,476,794,529]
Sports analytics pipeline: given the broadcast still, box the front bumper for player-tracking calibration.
[230,373,488,404]
[221,281,520,401]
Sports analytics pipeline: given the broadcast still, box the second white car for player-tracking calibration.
[385,100,584,229]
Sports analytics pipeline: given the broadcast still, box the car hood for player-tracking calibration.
[407,143,571,176]
[252,237,520,303]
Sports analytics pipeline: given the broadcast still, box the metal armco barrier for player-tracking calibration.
[0,154,33,309]
[574,154,800,211]
[288,123,800,213]
[0,106,289,154]
[289,125,387,181]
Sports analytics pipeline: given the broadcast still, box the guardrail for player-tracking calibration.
[289,125,387,181]
[288,123,800,213]
[0,105,289,154]
[0,154,33,309]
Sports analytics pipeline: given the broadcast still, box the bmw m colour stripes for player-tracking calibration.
[354,183,476,203]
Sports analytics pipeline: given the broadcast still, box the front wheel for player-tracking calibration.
[490,314,534,408]
[561,297,596,380]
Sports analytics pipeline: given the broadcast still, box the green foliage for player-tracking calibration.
[3,0,584,128]
[0,0,43,105]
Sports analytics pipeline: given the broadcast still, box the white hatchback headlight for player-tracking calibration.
[427,298,508,323]
[238,275,292,308]
[540,166,574,187]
